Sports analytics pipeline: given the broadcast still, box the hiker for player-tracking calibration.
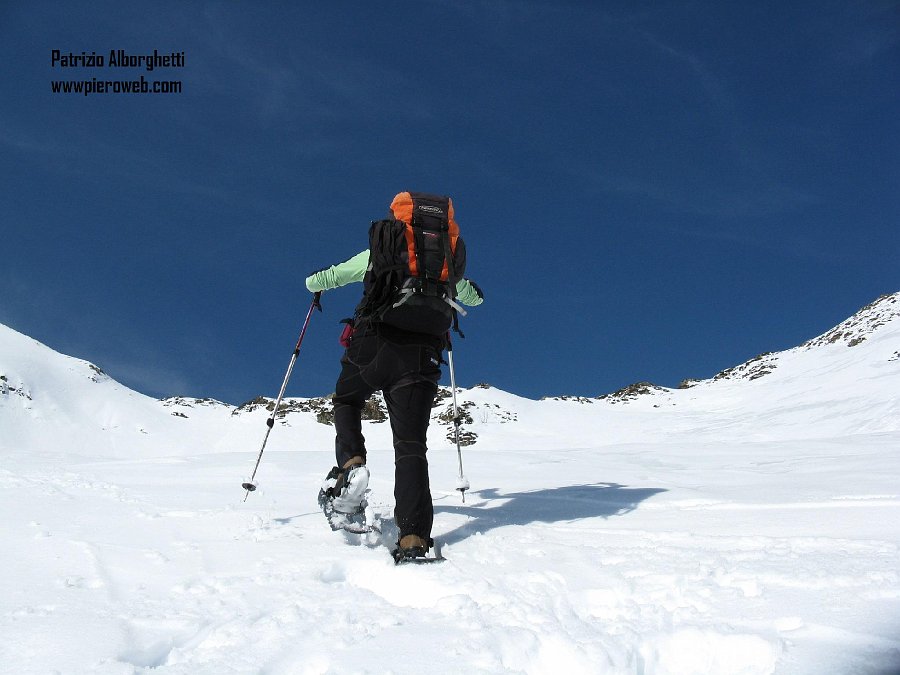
[306,192,483,561]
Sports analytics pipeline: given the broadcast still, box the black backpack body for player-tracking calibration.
[357,192,465,336]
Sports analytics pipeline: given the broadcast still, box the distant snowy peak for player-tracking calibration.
[0,323,115,404]
[656,291,899,391]
[802,292,900,349]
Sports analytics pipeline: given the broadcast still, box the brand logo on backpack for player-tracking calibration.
[357,191,465,336]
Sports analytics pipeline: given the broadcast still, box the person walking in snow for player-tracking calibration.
[306,192,483,562]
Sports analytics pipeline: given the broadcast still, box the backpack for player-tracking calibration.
[356,191,466,336]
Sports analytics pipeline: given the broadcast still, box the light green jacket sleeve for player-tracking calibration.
[305,249,484,307]
[305,250,369,292]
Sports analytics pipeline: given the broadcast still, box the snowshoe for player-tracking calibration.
[318,464,379,534]
[391,536,444,565]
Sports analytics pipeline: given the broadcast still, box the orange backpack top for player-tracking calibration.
[388,191,460,281]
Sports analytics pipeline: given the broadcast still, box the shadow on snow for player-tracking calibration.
[434,483,667,546]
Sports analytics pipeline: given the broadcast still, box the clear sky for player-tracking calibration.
[2,1,898,403]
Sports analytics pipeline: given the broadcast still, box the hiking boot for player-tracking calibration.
[320,460,369,515]
[395,534,432,559]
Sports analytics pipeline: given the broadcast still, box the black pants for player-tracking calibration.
[332,324,442,540]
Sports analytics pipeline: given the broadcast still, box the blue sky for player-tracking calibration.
[2,1,898,403]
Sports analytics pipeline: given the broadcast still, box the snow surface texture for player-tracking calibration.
[2,293,899,675]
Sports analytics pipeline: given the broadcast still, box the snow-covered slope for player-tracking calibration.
[0,325,336,460]
[1,293,899,675]
[626,291,900,440]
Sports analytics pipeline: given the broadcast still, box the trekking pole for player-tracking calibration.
[446,335,470,503]
[242,292,322,501]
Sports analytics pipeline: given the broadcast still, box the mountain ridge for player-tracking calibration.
[2,290,898,454]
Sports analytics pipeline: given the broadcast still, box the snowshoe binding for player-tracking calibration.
[391,535,444,565]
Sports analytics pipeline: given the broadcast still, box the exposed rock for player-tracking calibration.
[437,401,474,426]
[0,375,32,401]
[232,396,271,414]
[714,352,777,382]
[232,393,386,426]
[87,363,107,382]
[162,396,226,408]
[432,386,454,407]
[481,402,518,423]
[541,395,595,404]
[362,397,387,423]
[803,293,899,349]
[436,401,478,446]
[598,381,666,404]
[452,430,479,446]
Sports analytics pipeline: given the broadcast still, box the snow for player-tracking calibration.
[2,293,899,674]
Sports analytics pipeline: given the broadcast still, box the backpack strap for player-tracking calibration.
[407,193,465,335]
[441,227,457,297]
[391,283,467,314]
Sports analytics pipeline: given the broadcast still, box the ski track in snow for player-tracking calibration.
[3,296,900,674]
